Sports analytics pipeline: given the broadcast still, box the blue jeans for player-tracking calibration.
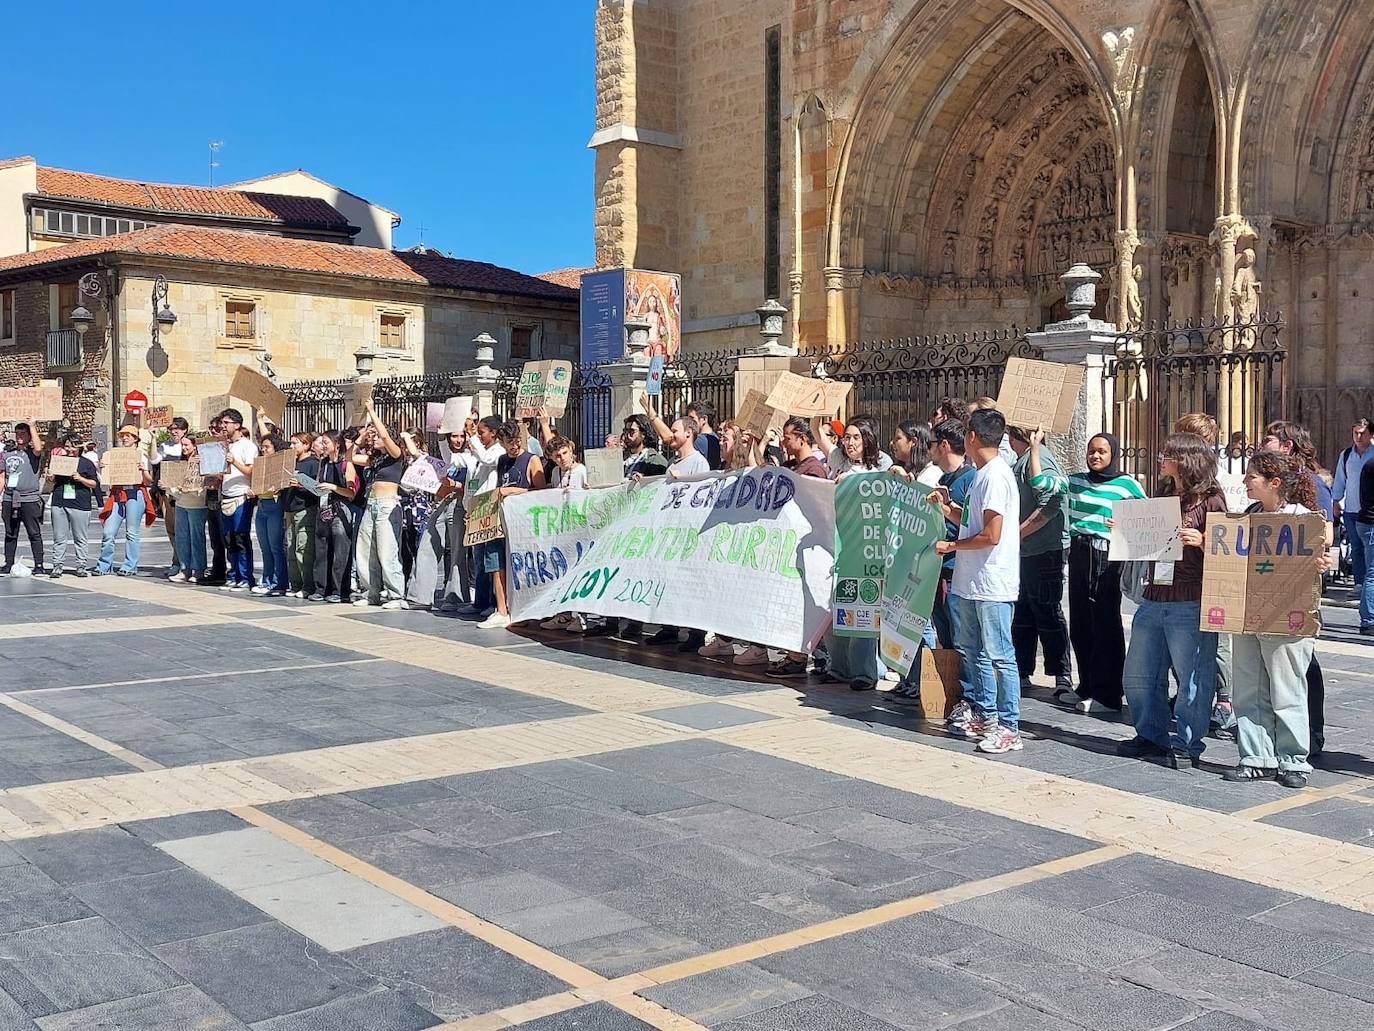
[1123,598,1218,757]
[174,506,208,576]
[953,595,1019,730]
[827,631,885,685]
[1346,513,1368,591]
[219,496,257,586]
[255,498,287,592]
[933,579,973,699]
[97,492,146,574]
[1358,522,1374,629]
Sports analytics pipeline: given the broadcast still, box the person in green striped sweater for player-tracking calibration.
[1063,433,1145,711]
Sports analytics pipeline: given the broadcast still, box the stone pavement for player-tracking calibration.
[0,567,1373,1030]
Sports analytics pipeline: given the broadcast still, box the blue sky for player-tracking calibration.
[1,1,595,275]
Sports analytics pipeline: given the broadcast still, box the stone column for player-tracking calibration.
[823,266,846,348]
[604,317,652,436]
[454,333,501,417]
[1026,263,1122,474]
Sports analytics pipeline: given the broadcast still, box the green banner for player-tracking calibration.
[878,479,945,676]
[832,471,891,637]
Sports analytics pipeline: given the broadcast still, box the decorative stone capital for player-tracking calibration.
[823,266,847,292]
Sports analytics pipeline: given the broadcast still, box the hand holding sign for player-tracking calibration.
[1108,497,1184,562]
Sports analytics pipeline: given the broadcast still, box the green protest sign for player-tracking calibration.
[878,479,945,676]
[832,471,891,637]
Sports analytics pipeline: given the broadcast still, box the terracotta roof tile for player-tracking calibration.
[34,167,350,228]
[536,267,595,290]
[0,225,578,302]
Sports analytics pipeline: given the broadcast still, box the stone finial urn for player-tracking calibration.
[624,317,652,362]
[1060,263,1101,323]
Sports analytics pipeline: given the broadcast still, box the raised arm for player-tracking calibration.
[366,398,403,459]
[640,394,672,445]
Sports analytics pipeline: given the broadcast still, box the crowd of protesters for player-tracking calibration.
[0,390,1356,788]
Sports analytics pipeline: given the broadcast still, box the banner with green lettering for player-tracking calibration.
[500,468,837,652]
[832,471,891,638]
[878,480,945,676]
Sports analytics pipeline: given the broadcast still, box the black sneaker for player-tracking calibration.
[1276,770,1308,789]
[645,627,679,646]
[1222,765,1273,782]
[849,678,876,692]
[1116,735,1166,759]
[0,566,11,575]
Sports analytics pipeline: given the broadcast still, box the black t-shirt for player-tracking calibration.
[694,431,723,470]
[287,456,321,513]
[1359,458,1374,525]
[50,456,98,512]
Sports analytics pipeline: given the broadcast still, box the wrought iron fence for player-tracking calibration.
[281,362,614,452]
[658,349,739,427]
[800,330,1040,431]
[1105,312,1287,484]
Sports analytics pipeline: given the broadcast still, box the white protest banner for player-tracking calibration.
[515,360,573,418]
[501,468,837,652]
[0,381,63,423]
[48,455,79,478]
[995,356,1086,435]
[438,396,475,432]
[1217,472,1250,513]
[584,447,624,487]
[1108,496,1184,562]
[401,456,446,494]
[230,366,287,425]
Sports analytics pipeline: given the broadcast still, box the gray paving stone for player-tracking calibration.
[557,810,690,851]
[72,868,270,947]
[846,913,994,960]
[1251,896,1374,951]
[430,871,583,917]
[559,926,704,977]
[0,916,183,1015]
[1170,1013,1280,1031]
[1298,950,1374,1004]
[1091,854,1301,918]
[495,896,647,948]
[340,830,504,888]
[485,834,665,895]
[632,838,824,900]
[1259,799,1374,846]
[642,702,777,731]
[121,810,249,844]
[151,923,375,1024]
[518,759,713,814]
[511,1003,656,1030]
[716,992,904,1029]
[342,927,567,1021]
[939,892,1169,969]
[0,988,36,1030]
[0,865,93,935]
[788,807,965,855]
[13,827,180,886]
[345,780,458,809]
[261,796,417,842]
[120,733,250,766]
[247,989,440,1030]
[434,770,590,810]
[1085,890,1352,976]
[638,963,813,1025]
[653,804,830,856]
[936,1003,1081,1031]
[775,839,922,889]
[156,828,338,891]
[237,869,446,952]
[32,985,248,1031]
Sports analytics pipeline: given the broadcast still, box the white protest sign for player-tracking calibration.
[401,456,446,494]
[1217,472,1251,514]
[500,468,837,652]
[1108,496,1184,562]
[196,441,227,476]
[583,447,624,487]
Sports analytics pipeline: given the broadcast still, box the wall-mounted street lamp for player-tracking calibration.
[353,344,377,379]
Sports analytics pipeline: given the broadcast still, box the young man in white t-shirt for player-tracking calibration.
[931,408,1023,753]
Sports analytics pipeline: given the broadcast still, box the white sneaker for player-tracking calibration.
[733,644,770,667]
[325,594,342,604]
[478,612,512,630]
[292,590,306,599]
[353,598,375,607]
[382,599,409,610]
[541,613,576,631]
[250,586,270,595]
[697,637,736,660]
[169,572,189,583]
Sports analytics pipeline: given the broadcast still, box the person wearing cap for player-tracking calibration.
[1,420,47,574]
[94,423,153,576]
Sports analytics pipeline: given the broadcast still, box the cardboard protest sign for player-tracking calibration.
[102,447,144,487]
[195,441,227,476]
[646,355,665,396]
[916,649,963,719]
[346,382,373,426]
[1200,512,1325,637]
[764,372,851,418]
[1217,472,1251,514]
[48,455,79,478]
[0,381,63,423]
[438,396,475,433]
[141,405,174,431]
[515,360,573,418]
[501,468,838,653]
[250,450,297,495]
[735,389,782,439]
[230,366,286,425]
[464,491,505,546]
[161,458,205,495]
[995,357,1085,435]
[584,447,625,487]
[401,456,446,494]
[202,393,231,429]
[832,471,891,638]
[878,481,946,676]
[425,403,445,434]
[1108,497,1184,561]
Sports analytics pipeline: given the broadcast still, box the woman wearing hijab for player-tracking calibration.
[1063,433,1145,711]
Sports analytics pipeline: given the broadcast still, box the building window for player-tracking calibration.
[31,207,154,239]
[224,300,256,339]
[510,325,534,361]
[764,24,782,302]
[0,289,14,342]
[379,312,406,350]
[56,282,79,331]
